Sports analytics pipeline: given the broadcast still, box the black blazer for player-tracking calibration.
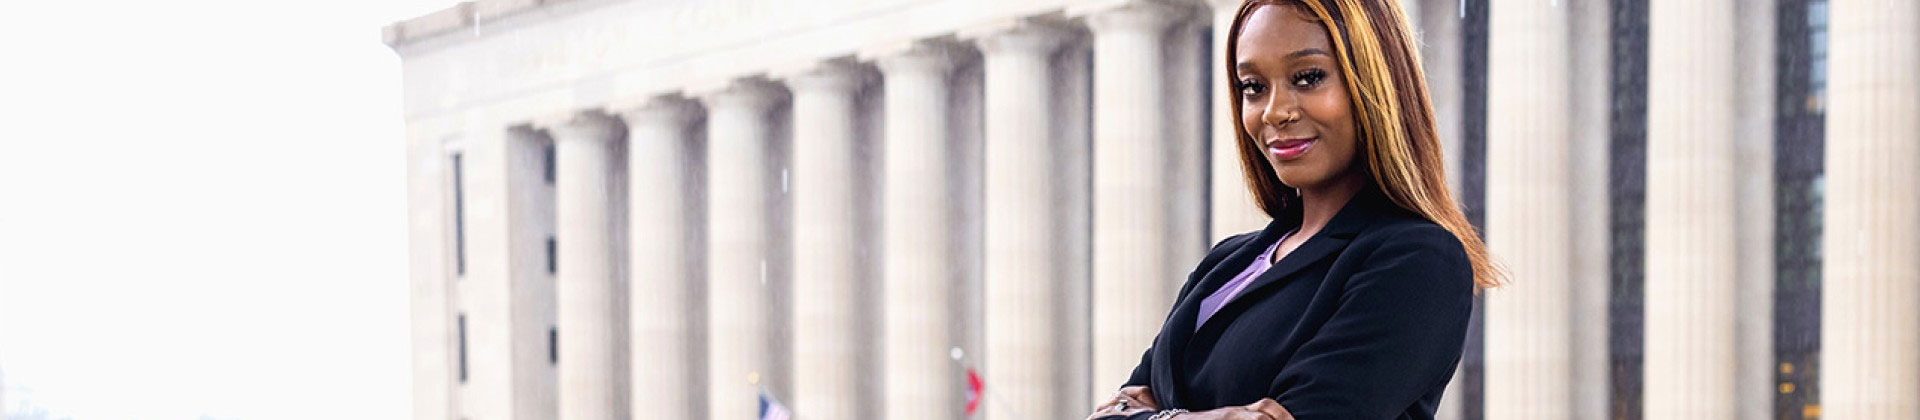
[1120,186,1473,420]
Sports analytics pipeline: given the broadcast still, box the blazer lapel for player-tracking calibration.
[1189,218,1300,306]
[1248,234,1350,288]
[1154,216,1296,408]
[1177,186,1394,349]
[1164,218,1297,340]
[1152,186,1398,407]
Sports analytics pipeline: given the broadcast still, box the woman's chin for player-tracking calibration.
[1272,167,1327,191]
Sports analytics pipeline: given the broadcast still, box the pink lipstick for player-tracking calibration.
[1268,137,1316,160]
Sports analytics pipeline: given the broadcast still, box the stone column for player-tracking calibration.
[543,111,629,420]
[1054,38,1099,409]
[405,126,456,420]
[1413,0,1466,414]
[1167,10,1211,295]
[1822,1,1920,418]
[1417,1,1468,417]
[457,124,529,420]
[1397,0,1420,30]
[868,41,965,420]
[617,96,703,420]
[969,20,1072,420]
[1207,0,1271,240]
[1080,1,1185,396]
[1420,0,1466,199]
[1733,2,1775,420]
[778,59,869,420]
[1644,1,1737,419]
[699,79,787,420]
[1482,0,1571,419]
[505,124,563,420]
[1569,2,1611,420]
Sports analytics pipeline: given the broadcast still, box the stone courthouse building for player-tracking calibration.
[386,0,1915,419]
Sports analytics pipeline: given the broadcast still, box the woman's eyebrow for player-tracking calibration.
[1235,48,1332,72]
[1286,48,1333,60]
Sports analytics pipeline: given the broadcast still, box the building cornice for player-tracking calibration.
[382,0,561,50]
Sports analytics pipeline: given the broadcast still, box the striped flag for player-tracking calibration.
[759,389,792,420]
[965,368,984,416]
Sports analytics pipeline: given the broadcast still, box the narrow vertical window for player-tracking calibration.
[457,313,469,383]
[549,327,559,365]
[1607,0,1651,418]
[452,153,468,277]
[547,236,558,274]
[1459,1,1490,417]
[543,144,557,185]
[1774,1,1827,417]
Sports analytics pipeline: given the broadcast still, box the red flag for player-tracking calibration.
[966,368,984,416]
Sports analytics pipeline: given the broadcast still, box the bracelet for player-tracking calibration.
[1148,409,1190,420]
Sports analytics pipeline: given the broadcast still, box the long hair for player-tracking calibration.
[1225,0,1503,288]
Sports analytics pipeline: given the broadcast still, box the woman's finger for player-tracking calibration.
[1244,398,1294,420]
[1092,401,1114,413]
[1119,386,1159,409]
[1102,388,1149,411]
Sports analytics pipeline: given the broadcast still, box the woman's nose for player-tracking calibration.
[1260,94,1297,127]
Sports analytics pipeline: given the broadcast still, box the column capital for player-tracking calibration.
[538,110,624,143]
[861,39,968,76]
[613,95,701,127]
[1073,1,1188,34]
[771,58,868,94]
[1202,0,1244,11]
[964,18,1075,56]
[692,78,786,113]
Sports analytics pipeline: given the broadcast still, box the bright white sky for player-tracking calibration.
[0,1,459,418]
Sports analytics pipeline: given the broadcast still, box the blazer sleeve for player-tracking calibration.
[1122,231,1257,389]
[1266,224,1474,419]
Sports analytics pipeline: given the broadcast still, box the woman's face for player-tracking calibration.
[1235,4,1360,193]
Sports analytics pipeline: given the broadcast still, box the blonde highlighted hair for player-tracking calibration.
[1226,0,1503,288]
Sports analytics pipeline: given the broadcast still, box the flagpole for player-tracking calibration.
[751,372,795,420]
[950,346,1035,420]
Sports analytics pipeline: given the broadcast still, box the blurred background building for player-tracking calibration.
[384,0,1916,419]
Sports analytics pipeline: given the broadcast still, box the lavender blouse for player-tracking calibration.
[1195,230,1297,331]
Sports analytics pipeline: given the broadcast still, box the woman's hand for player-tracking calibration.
[1166,398,1295,420]
[1242,398,1294,420]
[1086,386,1160,419]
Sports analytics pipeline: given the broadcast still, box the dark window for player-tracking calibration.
[549,327,559,365]
[1459,1,1489,418]
[453,153,468,277]
[1606,0,1649,419]
[547,236,558,274]
[543,144,556,185]
[1774,0,1826,418]
[458,313,469,383]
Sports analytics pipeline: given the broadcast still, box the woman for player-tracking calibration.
[1087,1,1500,419]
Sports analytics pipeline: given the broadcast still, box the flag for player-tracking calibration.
[966,368,984,416]
[759,389,792,420]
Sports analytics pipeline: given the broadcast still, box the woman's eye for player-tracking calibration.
[1238,80,1266,97]
[1291,69,1327,88]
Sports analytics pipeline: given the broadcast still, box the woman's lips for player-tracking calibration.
[1268,137,1316,160]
